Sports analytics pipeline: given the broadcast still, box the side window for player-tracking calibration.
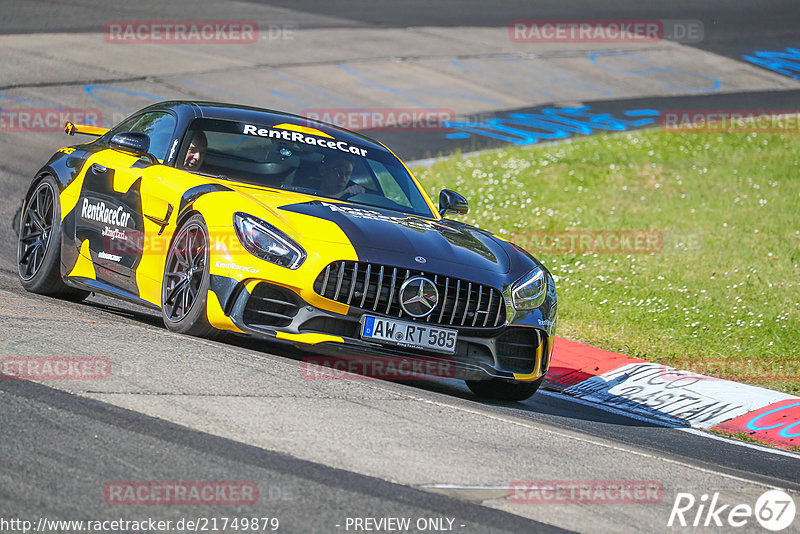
[118,112,177,162]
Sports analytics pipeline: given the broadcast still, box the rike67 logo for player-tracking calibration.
[669,490,796,531]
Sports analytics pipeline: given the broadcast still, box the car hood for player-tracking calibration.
[270,198,511,274]
[217,182,513,275]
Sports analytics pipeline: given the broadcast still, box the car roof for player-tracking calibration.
[137,100,390,154]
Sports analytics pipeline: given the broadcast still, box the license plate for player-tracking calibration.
[360,315,457,354]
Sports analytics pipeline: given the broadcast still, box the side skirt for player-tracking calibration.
[63,276,160,311]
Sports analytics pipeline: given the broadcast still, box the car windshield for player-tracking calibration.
[176,118,435,218]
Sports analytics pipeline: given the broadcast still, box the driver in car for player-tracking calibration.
[318,152,364,199]
[181,131,207,171]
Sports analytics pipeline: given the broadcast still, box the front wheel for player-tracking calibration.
[161,214,216,337]
[18,176,89,301]
[466,375,544,402]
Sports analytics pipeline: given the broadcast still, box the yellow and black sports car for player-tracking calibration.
[17,101,556,401]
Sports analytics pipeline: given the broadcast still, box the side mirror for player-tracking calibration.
[439,189,469,217]
[110,132,158,164]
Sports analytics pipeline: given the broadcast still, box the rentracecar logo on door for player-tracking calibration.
[80,198,132,228]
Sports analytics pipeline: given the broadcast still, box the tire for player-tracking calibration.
[12,199,22,236]
[161,214,216,338]
[17,176,90,302]
[466,375,545,402]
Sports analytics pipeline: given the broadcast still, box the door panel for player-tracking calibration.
[72,145,222,304]
[74,151,146,296]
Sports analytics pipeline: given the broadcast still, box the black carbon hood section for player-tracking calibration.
[279,201,513,277]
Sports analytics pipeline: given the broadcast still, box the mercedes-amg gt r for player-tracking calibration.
[17,101,556,401]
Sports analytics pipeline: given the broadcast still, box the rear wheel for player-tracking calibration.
[17,176,89,301]
[466,375,544,402]
[161,214,216,337]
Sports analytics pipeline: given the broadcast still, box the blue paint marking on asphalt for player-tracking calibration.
[0,95,65,109]
[267,89,311,110]
[84,85,164,112]
[449,59,553,99]
[622,109,660,117]
[183,78,317,111]
[443,106,659,145]
[506,58,614,97]
[0,95,103,127]
[271,71,358,107]
[742,48,800,80]
[337,64,428,108]
[589,52,721,93]
[337,64,503,108]
[180,79,269,107]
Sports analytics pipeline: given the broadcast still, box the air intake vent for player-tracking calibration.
[243,283,301,328]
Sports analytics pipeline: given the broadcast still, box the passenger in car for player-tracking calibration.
[317,152,365,199]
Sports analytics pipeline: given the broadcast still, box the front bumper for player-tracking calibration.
[209,276,555,382]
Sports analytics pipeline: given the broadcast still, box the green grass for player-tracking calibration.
[710,429,776,448]
[413,129,800,395]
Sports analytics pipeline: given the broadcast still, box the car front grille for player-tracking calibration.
[313,260,506,328]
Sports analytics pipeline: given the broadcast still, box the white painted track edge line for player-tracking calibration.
[540,390,800,460]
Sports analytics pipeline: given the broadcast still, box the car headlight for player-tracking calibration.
[511,267,547,310]
[233,212,306,269]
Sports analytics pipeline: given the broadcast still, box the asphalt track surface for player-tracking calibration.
[1,1,799,533]
[4,0,799,57]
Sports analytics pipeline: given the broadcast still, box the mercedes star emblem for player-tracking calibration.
[399,276,439,317]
